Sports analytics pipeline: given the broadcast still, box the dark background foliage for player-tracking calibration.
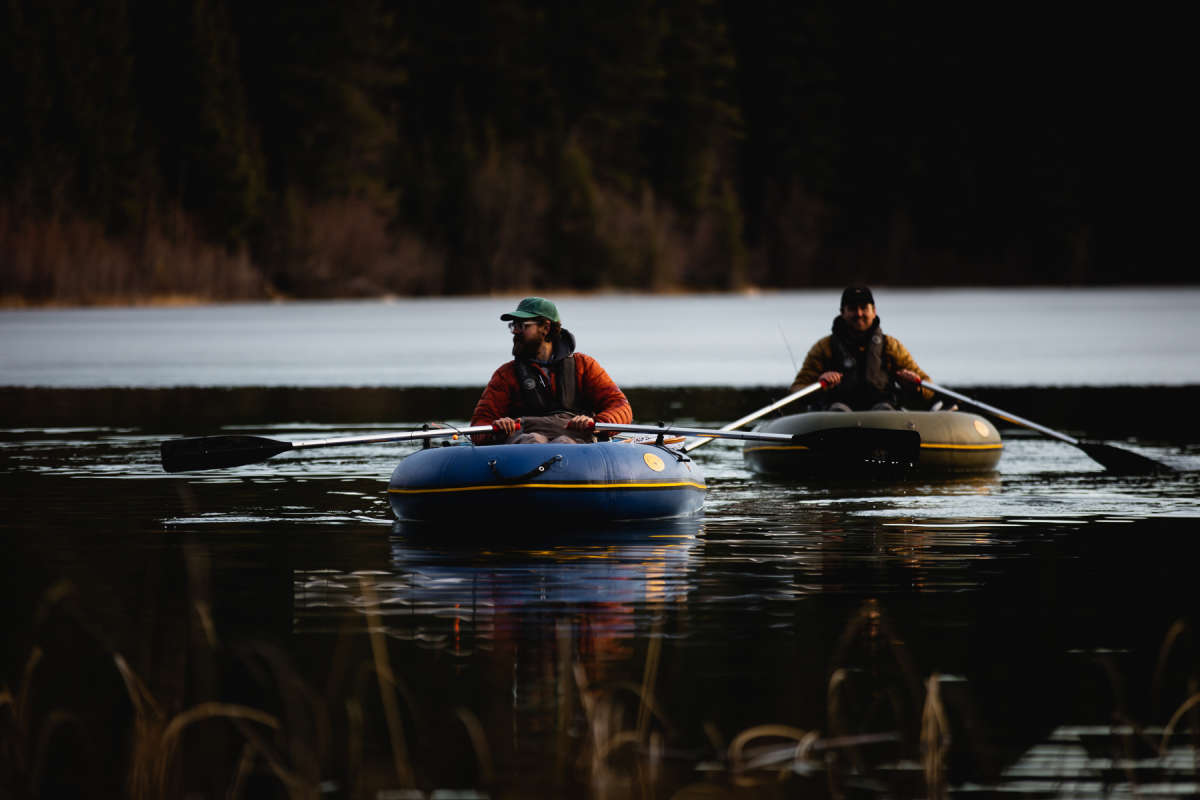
[0,0,1187,303]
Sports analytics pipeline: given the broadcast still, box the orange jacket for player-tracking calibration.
[470,353,633,442]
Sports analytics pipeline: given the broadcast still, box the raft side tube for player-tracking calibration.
[388,441,706,521]
[744,410,1002,475]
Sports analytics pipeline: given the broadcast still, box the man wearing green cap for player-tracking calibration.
[470,297,633,443]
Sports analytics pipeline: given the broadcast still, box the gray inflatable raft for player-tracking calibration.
[745,410,1002,475]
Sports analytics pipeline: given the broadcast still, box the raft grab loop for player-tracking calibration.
[487,453,564,484]
[657,442,689,463]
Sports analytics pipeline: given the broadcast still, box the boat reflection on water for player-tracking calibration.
[742,469,1004,524]
[292,515,703,647]
[752,471,1004,495]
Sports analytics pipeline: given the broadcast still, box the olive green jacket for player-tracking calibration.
[790,335,934,401]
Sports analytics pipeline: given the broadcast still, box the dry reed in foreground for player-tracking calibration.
[3,574,1198,799]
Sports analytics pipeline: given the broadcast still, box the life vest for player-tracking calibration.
[511,355,580,416]
[827,317,897,409]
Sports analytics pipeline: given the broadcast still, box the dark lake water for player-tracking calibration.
[3,291,1200,798]
[3,412,1199,798]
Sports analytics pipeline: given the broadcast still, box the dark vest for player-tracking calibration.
[512,355,580,416]
[827,317,896,409]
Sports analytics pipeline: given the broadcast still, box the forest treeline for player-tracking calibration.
[0,0,1185,304]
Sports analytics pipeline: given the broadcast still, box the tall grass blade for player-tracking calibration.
[160,703,296,796]
[921,674,949,800]
[1161,692,1200,756]
[1153,620,1191,721]
[455,708,494,786]
[357,577,414,787]
[728,725,809,786]
[636,621,662,744]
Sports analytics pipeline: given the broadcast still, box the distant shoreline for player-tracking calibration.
[0,293,219,310]
[5,282,1200,311]
[2,385,1198,442]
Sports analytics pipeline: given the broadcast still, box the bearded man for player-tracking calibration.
[791,287,935,411]
[470,297,633,443]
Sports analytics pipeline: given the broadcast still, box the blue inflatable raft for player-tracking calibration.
[388,440,706,521]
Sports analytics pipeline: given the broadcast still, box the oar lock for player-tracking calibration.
[420,422,466,449]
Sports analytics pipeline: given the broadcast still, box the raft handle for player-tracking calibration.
[487,454,564,484]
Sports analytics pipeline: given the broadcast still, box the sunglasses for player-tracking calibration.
[507,320,543,333]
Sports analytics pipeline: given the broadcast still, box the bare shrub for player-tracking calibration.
[592,183,688,291]
[465,150,550,292]
[760,180,830,287]
[138,207,268,300]
[585,179,748,292]
[0,210,127,302]
[287,198,445,297]
[0,204,271,305]
[387,229,447,296]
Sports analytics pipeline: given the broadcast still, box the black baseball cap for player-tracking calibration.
[840,286,875,308]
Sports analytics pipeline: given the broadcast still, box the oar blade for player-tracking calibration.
[161,435,294,472]
[1078,441,1174,475]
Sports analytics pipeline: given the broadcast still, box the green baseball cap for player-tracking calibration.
[500,296,560,322]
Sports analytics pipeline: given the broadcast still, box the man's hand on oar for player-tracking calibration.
[491,417,520,435]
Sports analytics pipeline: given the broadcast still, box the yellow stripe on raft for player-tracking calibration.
[743,443,1003,453]
[918,443,1004,450]
[389,481,708,495]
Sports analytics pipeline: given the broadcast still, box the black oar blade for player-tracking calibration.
[161,435,293,472]
[798,427,922,470]
[1078,441,1173,475]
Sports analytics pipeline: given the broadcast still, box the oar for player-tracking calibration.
[917,379,1172,474]
[681,380,827,453]
[161,425,504,472]
[597,420,920,467]
[593,422,805,444]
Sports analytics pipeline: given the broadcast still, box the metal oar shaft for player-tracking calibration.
[594,422,798,443]
[161,424,504,472]
[919,380,1079,445]
[919,379,1170,474]
[291,425,496,449]
[682,381,825,452]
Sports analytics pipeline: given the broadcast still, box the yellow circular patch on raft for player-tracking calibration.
[643,452,666,472]
[974,419,991,437]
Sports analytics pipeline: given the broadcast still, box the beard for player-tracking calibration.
[513,334,545,359]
